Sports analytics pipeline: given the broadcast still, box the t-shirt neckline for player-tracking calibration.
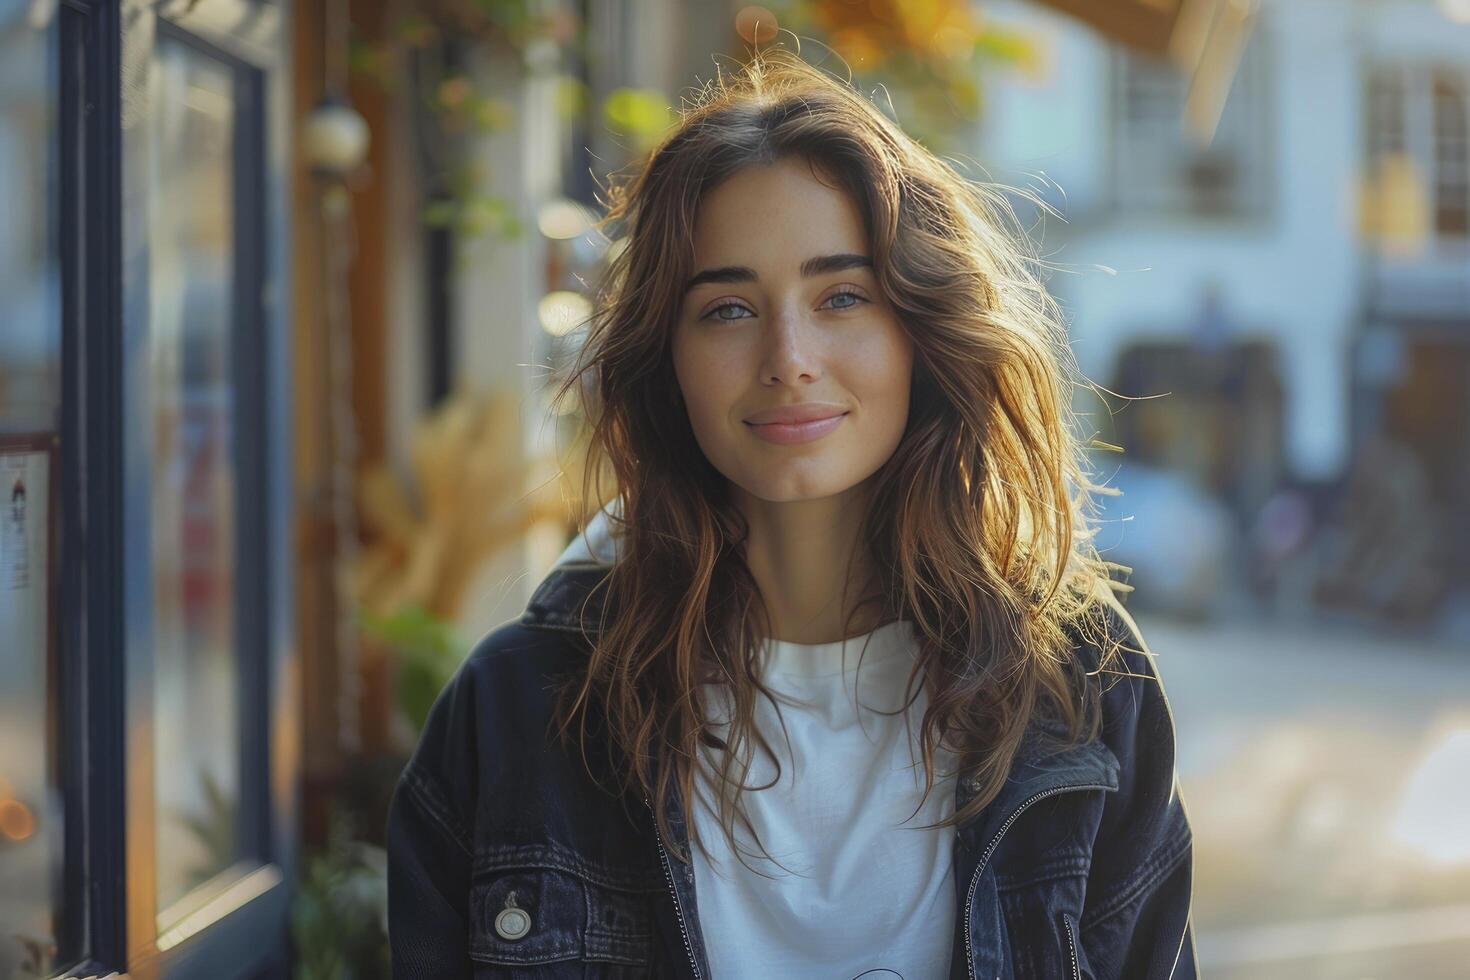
[760,619,915,679]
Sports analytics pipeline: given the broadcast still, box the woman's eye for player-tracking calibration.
[700,290,866,322]
[823,290,867,310]
[704,301,753,322]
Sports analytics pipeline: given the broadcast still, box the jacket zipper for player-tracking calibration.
[644,793,702,980]
[963,782,1112,980]
[1062,911,1081,980]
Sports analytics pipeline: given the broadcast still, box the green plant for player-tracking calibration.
[348,0,587,239]
[178,766,238,893]
[292,813,390,980]
[359,603,460,737]
[762,0,1037,152]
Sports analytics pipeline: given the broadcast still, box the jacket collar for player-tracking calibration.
[520,559,616,633]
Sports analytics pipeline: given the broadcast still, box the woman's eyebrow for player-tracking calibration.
[682,253,872,295]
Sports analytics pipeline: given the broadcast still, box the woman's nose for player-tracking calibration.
[759,308,823,385]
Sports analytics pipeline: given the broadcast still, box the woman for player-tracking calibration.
[388,48,1195,979]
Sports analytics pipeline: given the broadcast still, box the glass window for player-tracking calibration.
[1432,72,1468,238]
[148,33,244,918]
[1111,35,1269,217]
[1367,65,1407,161]
[0,3,64,977]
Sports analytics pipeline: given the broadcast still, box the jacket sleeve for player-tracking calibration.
[1078,602,1199,980]
[386,660,480,978]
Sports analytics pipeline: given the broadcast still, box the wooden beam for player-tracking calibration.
[290,0,340,849]
[347,0,390,471]
[1026,0,1185,56]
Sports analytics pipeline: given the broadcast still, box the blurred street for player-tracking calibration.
[1145,611,1470,979]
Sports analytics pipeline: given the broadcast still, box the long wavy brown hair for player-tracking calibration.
[548,47,1134,869]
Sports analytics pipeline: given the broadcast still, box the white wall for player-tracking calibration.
[974,0,1470,481]
[448,46,566,642]
[386,77,427,490]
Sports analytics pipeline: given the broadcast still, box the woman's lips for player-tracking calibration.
[743,412,848,445]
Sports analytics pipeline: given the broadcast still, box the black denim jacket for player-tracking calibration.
[387,559,1198,979]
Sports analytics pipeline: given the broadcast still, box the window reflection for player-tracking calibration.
[149,34,243,916]
[0,3,64,977]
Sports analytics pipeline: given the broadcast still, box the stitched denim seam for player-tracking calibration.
[475,842,664,892]
[470,943,581,967]
[1084,824,1190,929]
[403,765,473,858]
[584,925,654,944]
[584,892,656,945]
[1079,824,1191,932]
[583,952,652,967]
[996,854,1092,892]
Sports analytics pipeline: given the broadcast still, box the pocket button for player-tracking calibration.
[494,906,531,941]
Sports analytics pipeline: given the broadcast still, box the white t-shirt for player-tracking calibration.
[689,619,959,980]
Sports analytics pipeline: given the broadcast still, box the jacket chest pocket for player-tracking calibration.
[998,870,1093,980]
[470,865,657,975]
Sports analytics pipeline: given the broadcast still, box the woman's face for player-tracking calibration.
[671,157,914,504]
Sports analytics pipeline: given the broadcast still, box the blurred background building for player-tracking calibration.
[0,0,1466,977]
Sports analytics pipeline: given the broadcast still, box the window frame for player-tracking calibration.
[47,0,298,976]
[54,0,129,974]
[1106,27,1274,223]
[1365,62,1470,245]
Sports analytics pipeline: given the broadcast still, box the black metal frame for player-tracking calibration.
[56,0,127,974]
[413,39,465,409]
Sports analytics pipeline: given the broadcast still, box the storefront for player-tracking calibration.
[0,1,296,976]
